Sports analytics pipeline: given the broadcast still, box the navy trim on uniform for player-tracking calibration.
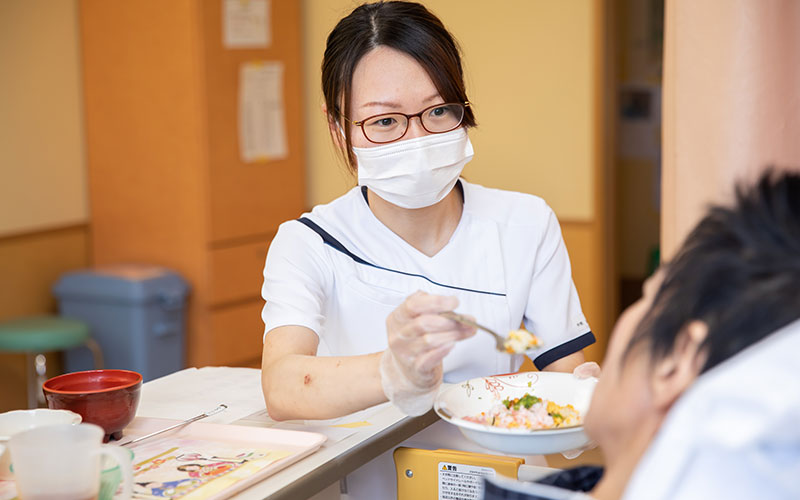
[533,331,596,370]
[296,216,506,297]
[297,217,372,266]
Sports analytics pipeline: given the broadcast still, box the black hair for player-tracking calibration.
[626,169,800,373]
[321,1,476,172]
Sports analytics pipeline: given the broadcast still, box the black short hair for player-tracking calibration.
[321,1,475,172]
[626,170,800,372]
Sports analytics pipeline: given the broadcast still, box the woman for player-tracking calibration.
[261,0,594,422]
[262,0,595,421]
[261,2,596,497]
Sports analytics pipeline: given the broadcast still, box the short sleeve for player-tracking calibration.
[523,207,594,369]
[261,221,332,341]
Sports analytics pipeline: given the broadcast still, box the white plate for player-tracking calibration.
[434,372,597,455]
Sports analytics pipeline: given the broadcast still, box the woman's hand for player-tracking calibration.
[572,361,601,379]
[560,361,601,458]
[380,291,476,415]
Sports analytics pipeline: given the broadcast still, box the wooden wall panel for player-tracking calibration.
[0,224,89,411]
[81,0,213,365]
[81,0,210,276]
[561,222,607,364]
[81,1,305,367]
[209,239,271,306]
[202,0,306,243]
[209,300,265,366]
[0,225,89,321]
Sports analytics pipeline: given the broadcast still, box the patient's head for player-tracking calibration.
[585,170,800,456]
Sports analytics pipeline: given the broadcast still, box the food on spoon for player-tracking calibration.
[463,392,581,430]
[503,329,542,354]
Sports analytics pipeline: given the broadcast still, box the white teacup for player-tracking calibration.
[8,423,133,499]
[0,408,81,479]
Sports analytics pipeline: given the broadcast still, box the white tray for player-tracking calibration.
[122,417,327,499]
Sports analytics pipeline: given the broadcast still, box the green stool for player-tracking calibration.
[0,316,104,408]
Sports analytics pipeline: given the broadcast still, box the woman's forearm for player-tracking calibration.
[262,352,387,421]
[542,350,586,373]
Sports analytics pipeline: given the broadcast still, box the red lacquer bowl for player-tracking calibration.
[43,369,142,442]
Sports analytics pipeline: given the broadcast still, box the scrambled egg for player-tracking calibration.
[503,329,542,354]
[546,400,581,427]
[465,392,582,430]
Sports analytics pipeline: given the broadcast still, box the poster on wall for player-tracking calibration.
[238,61,288,163]
[223,0,271,49]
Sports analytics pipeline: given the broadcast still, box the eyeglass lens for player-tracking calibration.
[361,103,465,143]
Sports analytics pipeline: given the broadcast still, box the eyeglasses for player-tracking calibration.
[347,101,470,144]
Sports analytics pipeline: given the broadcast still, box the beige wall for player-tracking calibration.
[0,0,87,236]
[662,0,800,258]
[0,0,90,410]
[302,0,598,221]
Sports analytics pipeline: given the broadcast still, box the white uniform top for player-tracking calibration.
[261,180,593,378]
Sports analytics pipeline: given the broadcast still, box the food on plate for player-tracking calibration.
[463,392,581,430]
[503,329,542,354]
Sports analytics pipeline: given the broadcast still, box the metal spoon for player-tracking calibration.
[439,311,507,352]
[117,404,228,447]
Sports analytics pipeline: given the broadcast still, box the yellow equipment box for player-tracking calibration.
[394,447,525,500]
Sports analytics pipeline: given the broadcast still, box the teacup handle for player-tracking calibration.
[98,445,133,499]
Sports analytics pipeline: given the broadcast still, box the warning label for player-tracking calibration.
[438,461,496,500]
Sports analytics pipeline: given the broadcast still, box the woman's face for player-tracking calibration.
[349,46,444,148]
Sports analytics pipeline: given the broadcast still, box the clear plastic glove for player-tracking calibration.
[573,361,601,379]
[560,361,602,458]
[380,291,476,416]
[561,440,598,459]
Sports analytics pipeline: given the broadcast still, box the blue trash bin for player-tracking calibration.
[53,265,189,382]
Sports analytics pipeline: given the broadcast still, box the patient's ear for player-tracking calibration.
[651,321,709,412]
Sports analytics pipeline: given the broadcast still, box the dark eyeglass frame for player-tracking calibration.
[344,101,471,144]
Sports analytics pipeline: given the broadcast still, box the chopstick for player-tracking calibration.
[116,404,228,447]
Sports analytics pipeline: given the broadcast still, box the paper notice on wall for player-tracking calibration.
[238,61,288,162]
[223,0,271,48]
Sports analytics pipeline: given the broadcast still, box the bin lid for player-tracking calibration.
[53,264,190,305]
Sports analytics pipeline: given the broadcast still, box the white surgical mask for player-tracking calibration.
[353,128,474,209]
